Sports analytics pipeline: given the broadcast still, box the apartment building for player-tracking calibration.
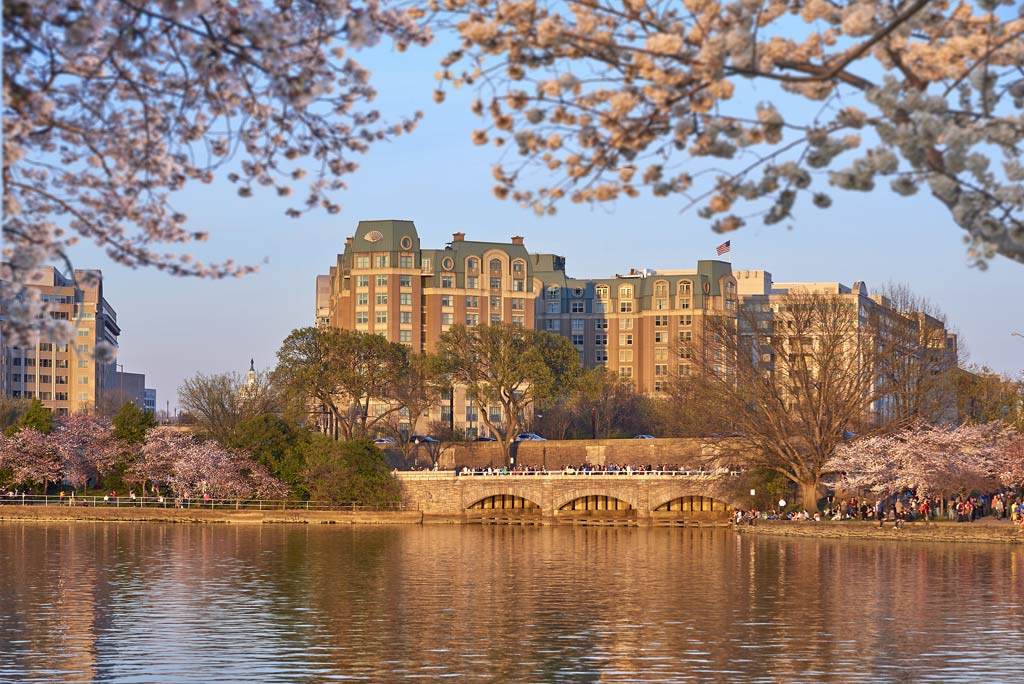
[733,270,958,424]
[531,258,739,394]
[1,267,148,415]
[319,220,538,436]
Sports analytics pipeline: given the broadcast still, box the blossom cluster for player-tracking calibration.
[2,0,430,343]
[438,0,1024,267]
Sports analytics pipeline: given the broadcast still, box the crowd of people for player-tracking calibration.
[734,490,1024,528]
[456,463,732,476]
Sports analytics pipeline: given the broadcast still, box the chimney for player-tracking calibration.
[511,235,524,245]
[345,237,354,247]
[452,232,465,242]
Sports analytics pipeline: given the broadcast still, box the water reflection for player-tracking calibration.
[0,524,1021,682]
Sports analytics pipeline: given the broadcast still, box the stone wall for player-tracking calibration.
[0,505,422,525]
[424,437,739,470]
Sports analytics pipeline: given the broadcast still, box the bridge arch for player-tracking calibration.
[554,488,641,512]
[467,494,541,510]
[653,495,733,517]
[559,494,633,512]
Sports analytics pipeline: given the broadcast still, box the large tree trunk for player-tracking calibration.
[799,481,821,512]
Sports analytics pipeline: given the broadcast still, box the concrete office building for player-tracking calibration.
[1,267,148,415]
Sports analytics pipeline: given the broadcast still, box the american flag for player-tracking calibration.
[716,240,731,256]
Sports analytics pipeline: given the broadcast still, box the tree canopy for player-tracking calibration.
[439,0,1024,267]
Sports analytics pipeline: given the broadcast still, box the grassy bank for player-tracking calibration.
[0,504,423,525]
[737,519,1024,544]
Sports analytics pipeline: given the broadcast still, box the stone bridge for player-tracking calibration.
[398,472,745,525]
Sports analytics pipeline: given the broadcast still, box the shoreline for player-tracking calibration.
[736,519,1024,544]
[2,505,1023,544]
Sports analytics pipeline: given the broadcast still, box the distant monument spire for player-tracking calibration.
[250,358,255,371]
[247,358,256,387]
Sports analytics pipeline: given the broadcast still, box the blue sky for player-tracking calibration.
[68,38,1024,411]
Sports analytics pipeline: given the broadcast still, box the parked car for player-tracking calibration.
[372,437,396,445]
[633,434,656,439]
[408,435,440,444]
[474,436,497,442]
[513,432,546,441]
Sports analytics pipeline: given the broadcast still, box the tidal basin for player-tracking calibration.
[1,523,1022,682]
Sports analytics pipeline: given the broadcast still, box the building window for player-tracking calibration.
[441,313,453,326]
[376,293,388,306]
[655,281,668,297]
[512,260,525,275]
[619,285,633,299]
[545,302,559,314]
[596,285,609,299]
[376,274,388,287]
[399,330,411,344]
[619,349,633,362]
[679,315,692,327]
[595,333,608,346]
[679,347,692,359]
[400,255,413,269]
[78,376,89,384]
[39,343,52,352]
[571,301,585,313]
[489,259,502,273]
[24,375,35,383]
[400,311,412,324]
[679,331,692,342]
[24,358,35,367]
[356,275,369,288]
[655,364,669,376]
[619,367,633,379]
[595,350,608,363]
[356,311,369,324]
[513,279,525,292]
[39,375,51,384]
[467,257,479,271]
[509,298,523,311]
[357,293,369,306]
[467,276,479,289]
[400,275,412,288]
[512,315,525,327]
[38,359,52,368]
[56,392,68,401]
[375,255,388,268]
[466,295,479,308]
[77,329,90,337]
[441,275,454,288]
[490,277,502,291]
[655,315,669,327]
[595,319,608,330]
[78,360,89,369]
[355,255,370,269]
[655,347,668,360]
[76,344,89,354]
[546,319,560,331]
[422,257,432,272]
[12,358,21,366]
[572,334,584,346]
[679,281,692,308]
[466,313,480,326]
[546,286,559,300]
[12,374,20,382]
[620,318,634,330]
[400,293,412,306]
[490,313,501,324]
[571,319,584,330]
[619,334,633,345]
[654,380,666,392]
[655,331,667,344]
[620,301,633,313]
[441,295,453,308]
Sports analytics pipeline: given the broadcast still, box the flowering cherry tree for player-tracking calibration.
[49,413,121,489]
[133,426,287,498]
[1000,436,1024,487]
[830,422,1008,497]
[440,0,1024,266]
[2,0,430,341]
[0,429,60,492]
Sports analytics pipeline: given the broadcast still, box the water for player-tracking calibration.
[1,523,1022,682]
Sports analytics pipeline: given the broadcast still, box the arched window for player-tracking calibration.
[489,258,502,273]
[512,259,525,275]
[595,284,609,300]
[619,285,633,299]
[467,257,479,271]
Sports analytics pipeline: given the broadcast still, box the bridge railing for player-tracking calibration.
[399,469,741,479]
[0,494,410,511]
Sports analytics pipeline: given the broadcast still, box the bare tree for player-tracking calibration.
[177,370,278,444]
